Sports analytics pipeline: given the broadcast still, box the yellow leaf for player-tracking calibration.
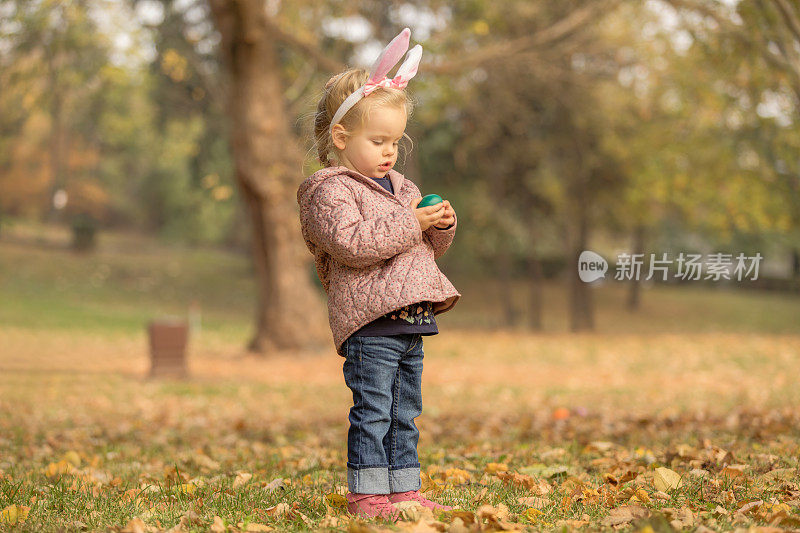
[44,459,74,478]
[62,450,81,467]
[525,508,543,521]
[233,472,253,488]
[420,471,444,494]
[176,482,196,495]
[485,462,509,474]
[324,492,348,510]
[629,489,651,503]
[1,504,30,525]
[653,467,683,492]
[443,468,472,484]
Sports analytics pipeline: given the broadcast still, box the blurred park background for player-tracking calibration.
[2,0,800,531]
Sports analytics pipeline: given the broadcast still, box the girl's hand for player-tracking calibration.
[433,200,455,229]
[411,197,446,231]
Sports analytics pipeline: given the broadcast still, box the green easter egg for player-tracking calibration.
[418,194,443,208]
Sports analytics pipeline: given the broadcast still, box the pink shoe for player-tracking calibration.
[346,492,400,520]
[388,489,453,511]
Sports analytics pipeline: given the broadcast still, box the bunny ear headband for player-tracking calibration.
[329,27,422,136]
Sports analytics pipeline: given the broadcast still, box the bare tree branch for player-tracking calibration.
[772,0,800,44]
[264,14,345,73]
[666,0,800,105]
[264,1,624,80]
[428,0,625,75]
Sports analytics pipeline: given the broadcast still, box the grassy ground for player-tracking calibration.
[1,222,800,532]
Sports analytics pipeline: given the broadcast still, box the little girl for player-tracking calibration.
[297,28,460,520]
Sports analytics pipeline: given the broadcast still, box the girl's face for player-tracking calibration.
[332,104,407,179]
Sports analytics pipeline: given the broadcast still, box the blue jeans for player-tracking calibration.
[342,333,424,494]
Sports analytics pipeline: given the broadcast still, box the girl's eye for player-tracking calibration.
[372,140,381,145]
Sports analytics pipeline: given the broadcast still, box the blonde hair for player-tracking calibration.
[313,68,414,167]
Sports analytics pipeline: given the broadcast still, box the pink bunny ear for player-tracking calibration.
[368,27,411,82]
[394,44,422,84]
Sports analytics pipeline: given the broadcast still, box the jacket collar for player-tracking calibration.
[328,165,405,205]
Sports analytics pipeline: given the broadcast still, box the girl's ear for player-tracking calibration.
[331,124,348,150]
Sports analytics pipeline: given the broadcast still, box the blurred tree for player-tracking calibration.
[0,0,109,224]
[420,0,628,330]
[661,0,800,278]
[207,0,330,353]
[130,0,237,244]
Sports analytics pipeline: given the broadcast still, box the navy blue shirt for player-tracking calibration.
[349,175,449,339]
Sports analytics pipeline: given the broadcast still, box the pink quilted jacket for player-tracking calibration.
[297,165,461,356]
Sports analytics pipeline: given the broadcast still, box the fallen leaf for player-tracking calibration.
[63,450,82,467]
[233,472,253,488]
[601,505,650,527]
[449,510,476,525]
[496,470,537,490]
[262,478,287,492]
[485,462,509,474]
[121,517,147,533]
[542,465,569,478]
[523,507,551,526]
[394,500,431,522]
[603,473,618,486]
[737,500,764,515]
[443,468,472,485]
[653,467,683,492]
[264,503,291,518]
[629,488,651,503]
[210,516,227,532]
[325,492,348,510]
[44,459,74,478]
[176,482,196,495]
[447,517,472,533]
[0,504,30,525]
[721,465,746,479]
[660,507,695,528]
[476,504,524,530]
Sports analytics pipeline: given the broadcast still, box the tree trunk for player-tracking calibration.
[627,224,645,311]
[209,0,328,354]
[527,256,544,330]
[569,203,594,331]
[497,251,517,328]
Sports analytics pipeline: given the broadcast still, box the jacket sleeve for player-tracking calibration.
[405,179,457,260]
[306,180,423,269]
[425,212,457,260]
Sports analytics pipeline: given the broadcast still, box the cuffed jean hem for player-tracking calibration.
[347,465,390,494]
[347,465,421,494]
[389,465,422,492]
